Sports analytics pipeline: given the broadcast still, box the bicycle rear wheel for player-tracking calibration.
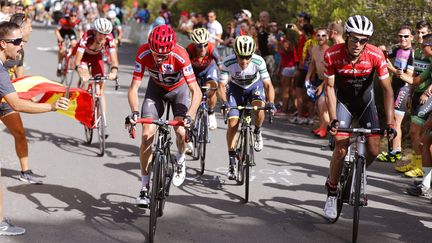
[352,157,364,243]
[96,99,106,156]
[149,152,161,243]
[199,112,208,175]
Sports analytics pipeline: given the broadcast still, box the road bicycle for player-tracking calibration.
[59,35,75,85]
[224,105,273,203]
[126,108,186,243]
[327,127,389,243]
[83,76,119,156]
[190,85,217,175]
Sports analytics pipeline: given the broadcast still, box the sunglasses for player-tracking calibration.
[399,34,410,39]
[317,34,327,38]
[349,36,369,45]
[196,43,208,49]
[238,55,252,60]
[151,51,170,59]
[1,38,23,46]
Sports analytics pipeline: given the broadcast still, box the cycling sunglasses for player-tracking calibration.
[196,43,208,49]
[349,36,369,45]
[238,55,252,60]
[151,51,170,59]
[1,38,23,46]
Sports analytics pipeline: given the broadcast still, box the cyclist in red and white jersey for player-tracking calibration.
[186,28,222,130]
[74,18,118,122]
[127,25,202,207]
[323,15,395,219]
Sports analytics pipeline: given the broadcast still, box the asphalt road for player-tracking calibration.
[0,25,431,243]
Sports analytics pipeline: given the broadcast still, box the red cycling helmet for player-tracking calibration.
[148,25,177,54]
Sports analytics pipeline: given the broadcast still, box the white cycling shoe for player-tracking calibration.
[172,154,186,187]
[323,196,337,219]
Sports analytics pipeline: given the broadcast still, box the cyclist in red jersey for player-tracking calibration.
[186,28,222,130]
[323,15,396,219]
[127,25,202,207]
[74,18,118,119]
[55,9,82,76]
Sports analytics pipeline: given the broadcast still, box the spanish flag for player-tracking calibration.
[7,76,94,128]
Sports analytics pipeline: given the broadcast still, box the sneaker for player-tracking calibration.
[56,68,62,77]
[377,151,396,163]
[254,131,263,152]
[185,142,194,155]
[208,113,217,130]
[404,168,424,178]
[407,184,432,198]
[323,196,337,219]
[136,188,150,208]
[289,116,299,124]
[0,218,25,236]
[172,158,186,187]
[227,164,236,180]
[19,170,43,185]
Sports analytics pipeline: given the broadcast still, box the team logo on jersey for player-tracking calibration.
[183,64,194,76]
[162,64,174,73]
[134,62,142,73]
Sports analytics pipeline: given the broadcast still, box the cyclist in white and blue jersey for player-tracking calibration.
[218,35,276,180]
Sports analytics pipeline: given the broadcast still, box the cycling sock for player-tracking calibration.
[422,167,432,189]
[208,109,214,115]
[254,127,261,134]
[326,180,338,197]
[228,150,236,166]
[176,153,185,163]
[57,63,62,69]
[141,175,149,189]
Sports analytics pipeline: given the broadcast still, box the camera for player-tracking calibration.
[285,24,293,29]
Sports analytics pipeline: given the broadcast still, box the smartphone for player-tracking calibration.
[285,24,293,29]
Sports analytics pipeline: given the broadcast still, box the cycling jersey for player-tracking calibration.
[220,54,270,89]
[110,17,122,38]
[58,18,81,39]
[414,48,432,93]
[388,47,414,113]
[133,43,196,91]
[186,42,221,73]
[76,29,116,55]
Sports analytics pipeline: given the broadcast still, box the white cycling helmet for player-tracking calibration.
[234,35,256,57]
[107,10,117,19]
[190,28,210,44]
[345,15,374,36]
[94,18,113,34]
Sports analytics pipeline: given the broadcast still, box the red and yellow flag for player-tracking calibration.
[7,76,94,128]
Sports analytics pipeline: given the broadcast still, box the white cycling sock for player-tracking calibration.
[141,175,149,189]
[422,167,432,189]
[176,153,185,163]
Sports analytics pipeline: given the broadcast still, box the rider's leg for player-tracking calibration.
[393,111,404,153]
[140,124,157,180]
[365,136,380,167]
[328,136,350,188]
[206,80,218,111]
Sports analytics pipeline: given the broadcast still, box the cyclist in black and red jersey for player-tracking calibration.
[55,8,82,76]
[186,28,222,130]
[323,15,396,219]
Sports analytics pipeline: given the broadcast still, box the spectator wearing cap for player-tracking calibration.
[206,10,222,44]
[179,11,193,33]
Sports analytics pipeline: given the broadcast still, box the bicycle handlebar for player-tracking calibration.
[222,105,274,124]
[87,76,120,90]
[326,128,387,151]
[125,117,186,139]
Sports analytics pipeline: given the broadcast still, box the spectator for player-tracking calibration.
[238,19,250,36]
[206,10,222,44]
[221,21,235,47]
[257,11,275,88]
[135,3,150,24]
[147,16,165,35]
[327,20,344,44]
[159,3,172,26]
[0,0,11,21]
[178,11,193,33]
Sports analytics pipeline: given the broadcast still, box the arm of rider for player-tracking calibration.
[218,82,228,106]
[378,76,395,126]
[325,76,338,135]
[108,51,119,80]
[263,78,276,113]
[4,92,69,113]
[127,79,141,125]
[55,29,63,43]
[185,81,202,127]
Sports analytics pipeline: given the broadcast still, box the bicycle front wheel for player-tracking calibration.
[352,157,364,243]
[96,99,106,157]
[236,130,246,185]
[244,129,254,203]
[199,112,208,175]
[157,154,167,217]
[149,152,161,243]
[191,110,201,160]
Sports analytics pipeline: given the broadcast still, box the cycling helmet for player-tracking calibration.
[345,15,374,36]
[190,28,209,44]
[148,25,177,54]
[234,35,256,57]
[94,18,113,34]
[107,10,117,19]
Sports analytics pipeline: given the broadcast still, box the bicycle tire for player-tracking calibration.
[157,154,167,217]
[96,99,105,157]
[59,57,67,84]
[244,128,253,203]
[192,110,202,160]
[149,152,161,243]
[235,129,246,185]
[352,157,364,243]
[328,163,350,224]
[199,112,208,175]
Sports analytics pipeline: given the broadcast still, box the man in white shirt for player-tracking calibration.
[206,10,222,44]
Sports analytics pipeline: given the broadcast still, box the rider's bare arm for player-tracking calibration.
[128,79,141,113]
[378,76,395,125]
[186,81,202,119]
[325,76,337,121]
[263,78,275,104]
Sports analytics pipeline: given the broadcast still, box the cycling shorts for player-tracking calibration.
[141,79,190,119]
[281,66,296,77]
[0,103,13,117]
[59,28,77,40]
[295,68,307,88]
[196,62,218,86]
[227,81,265,118]
[78,53,104,77]
[411,92,432,125]
[336,90,380,136]
[394,84,411,115]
